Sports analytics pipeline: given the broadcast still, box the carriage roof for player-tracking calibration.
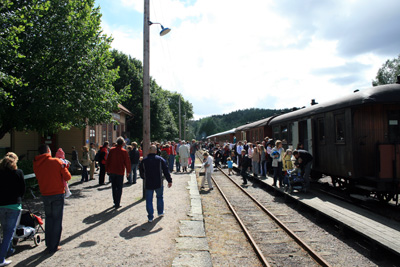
[269,83,400,125]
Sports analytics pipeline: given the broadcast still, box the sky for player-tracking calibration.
[95,0,400,119]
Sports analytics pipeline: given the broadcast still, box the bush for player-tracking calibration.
[18,159,34,174]
[18,159,39,199]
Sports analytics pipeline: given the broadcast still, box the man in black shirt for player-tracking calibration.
[239,150,251,185]
[293,150,313,190]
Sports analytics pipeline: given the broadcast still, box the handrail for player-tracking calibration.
[24,173,36,180]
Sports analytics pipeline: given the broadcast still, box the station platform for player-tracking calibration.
[250,173,400,257]
[9,162,211,267]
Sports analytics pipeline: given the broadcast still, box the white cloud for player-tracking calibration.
[98,0,398,118]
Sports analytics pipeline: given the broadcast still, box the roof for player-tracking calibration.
[118,104,133,117]
[270,83,400,125]
[235,116,276,131]
[207,128,236,139]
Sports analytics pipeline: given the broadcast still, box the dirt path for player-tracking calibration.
[9,172,191,267]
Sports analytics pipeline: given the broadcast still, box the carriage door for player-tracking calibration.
[387,111,400,179]
[299,120,309,151]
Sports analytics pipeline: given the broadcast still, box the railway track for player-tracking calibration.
[197,154,331,267]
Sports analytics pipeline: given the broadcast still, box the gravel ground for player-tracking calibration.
[7,171,190,267]
[199,169,397,267]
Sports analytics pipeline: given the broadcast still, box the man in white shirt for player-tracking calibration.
[236,141,243,165]
[201,152,214,190]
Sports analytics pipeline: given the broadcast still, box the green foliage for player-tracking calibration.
[18,159,33,174]
[192,108,289,139]
[109,50,194,142]
[372,54,400,86]
[0,0,123,139]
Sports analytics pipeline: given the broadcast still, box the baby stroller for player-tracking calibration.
[284,168,306,193]
[12,209,44,247]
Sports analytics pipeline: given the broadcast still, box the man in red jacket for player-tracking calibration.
[106,136,131,209]
[33,144,71,253]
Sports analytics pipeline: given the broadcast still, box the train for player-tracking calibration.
[206,78,400,203]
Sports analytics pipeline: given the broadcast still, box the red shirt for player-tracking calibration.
[34,153,71,196]
[105,145,131,176]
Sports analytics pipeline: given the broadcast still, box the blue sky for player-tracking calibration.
[95,0,400,119]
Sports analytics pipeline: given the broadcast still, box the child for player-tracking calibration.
[282,149,293,175]
[55,148,72,198]
[175,153,181,172]
[227,157,233,175]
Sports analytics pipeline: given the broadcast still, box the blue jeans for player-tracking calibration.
[168,155,175,172]
[190,153,195,169]
[81,166,88,181]
[110,174,123,207]
[176,160,181,172]
[145,187,164,220]
[42,194,64,253]
[260,160,267,176]
[127,164,138,184]
[0,208,20,262]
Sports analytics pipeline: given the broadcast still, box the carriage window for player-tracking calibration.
[335,114,345,143]
[318,118,325,142]
[388,110,400,142]
[273,126,280,140]
[288,123,293,144]
[281,126,288,144]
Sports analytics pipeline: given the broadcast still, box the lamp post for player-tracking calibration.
[143,0,171,158]
[143,0,171,198]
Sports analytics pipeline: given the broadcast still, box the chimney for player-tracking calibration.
[311,99,318,106]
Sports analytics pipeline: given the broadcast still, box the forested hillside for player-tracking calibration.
[191,108,290,139]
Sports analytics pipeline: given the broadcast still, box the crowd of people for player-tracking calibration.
[0,136,205,265]
[202,137,313,189]
[0,134,314,266]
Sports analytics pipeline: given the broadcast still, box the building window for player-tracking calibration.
[318,118,325,143]
[335,114,345,143]
[89,127,96,144]
[102,124,107,144]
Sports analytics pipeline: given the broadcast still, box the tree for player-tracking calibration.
[109,50,194,142]
[372,54,400,86]
[110,50,143,141]
[0,0,125,139]
[164,91,194,139]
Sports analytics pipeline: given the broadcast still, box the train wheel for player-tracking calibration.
[376,193,393,203]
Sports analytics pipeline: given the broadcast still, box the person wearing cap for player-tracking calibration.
[140,145,172,222]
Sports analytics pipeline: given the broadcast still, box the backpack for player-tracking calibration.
[94,150,102,162]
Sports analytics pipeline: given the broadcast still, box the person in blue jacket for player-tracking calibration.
[140,145,172,222]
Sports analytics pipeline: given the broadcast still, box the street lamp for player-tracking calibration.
[148,21,171,36]
[143,0,171,159]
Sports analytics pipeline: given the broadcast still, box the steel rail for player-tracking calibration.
[196,153,270,266]
[215,164,332,267]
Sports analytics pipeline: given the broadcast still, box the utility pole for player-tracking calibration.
[179,96,181,139]
[143,0,150,199]
[184,111,187,141]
